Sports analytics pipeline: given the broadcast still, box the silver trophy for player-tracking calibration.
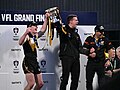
[45,7,65,46]
[45,7,61,23]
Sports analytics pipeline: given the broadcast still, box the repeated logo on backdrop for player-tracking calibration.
[13,27,19,41]
[13,60,20,74]
[39,59,47,73]
[11,81,22,85]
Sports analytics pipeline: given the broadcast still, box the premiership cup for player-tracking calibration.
[45,7,61,23]
[45,7,65,46]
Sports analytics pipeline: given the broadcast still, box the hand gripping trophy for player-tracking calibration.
[45,7,66,45]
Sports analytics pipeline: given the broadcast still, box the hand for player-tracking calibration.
[105,70,112,77]
[45,13,50,19]
[104,60,111,67]
[90,47,95,53]
[89,52,96,58]
[25,27,32,35]
[89,47,96,58]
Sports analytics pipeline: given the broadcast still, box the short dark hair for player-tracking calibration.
[67,14,77,24]
[27,21,38,28]
[111,47,115,50]
[94,25,104,33]
[108,47,115,53]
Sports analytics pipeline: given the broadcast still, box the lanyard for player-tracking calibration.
[110,59,116,70]
[95,38,102,48]
[33,35,39,48]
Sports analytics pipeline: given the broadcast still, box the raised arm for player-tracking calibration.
[38,13,50,38]
[19,27,31,45]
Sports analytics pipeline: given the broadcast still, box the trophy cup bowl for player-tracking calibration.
[45,7,60,23]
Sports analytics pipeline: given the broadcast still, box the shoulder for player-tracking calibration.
[86,35,94,40]
[64,25,69,32]
[115,58,120,62]
[102,36,109,40]
[84,36,94,44]
[22,35,29,45]
[25,35,30,42]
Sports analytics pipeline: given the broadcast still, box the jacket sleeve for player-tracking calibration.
[105,37,113,52]
[79,36,90,55]
[83,36,91,49]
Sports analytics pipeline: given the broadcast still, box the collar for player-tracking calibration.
[65,25,77,33]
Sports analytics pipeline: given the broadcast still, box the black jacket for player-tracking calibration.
[83,35,113,62]
[58,25,89,58]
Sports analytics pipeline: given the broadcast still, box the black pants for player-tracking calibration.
[86,61,104,90]
[60,56,80,90]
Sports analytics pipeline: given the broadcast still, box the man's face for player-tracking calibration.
[95,31,104,38]
[70,17,78,28]
[30,26,38,34]
[108,49,115,59]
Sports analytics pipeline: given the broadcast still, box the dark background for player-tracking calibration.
[0,0,120,48]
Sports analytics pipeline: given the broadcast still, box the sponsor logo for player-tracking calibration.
[38,48,48,51]
[41,59,46,68]
[39,59,47,73]
[13,27,19,41]
[11,81,21,84]
[13,60,19,74]
[13,60,19,68]
[13,27,19,35]
[11,49,21,51]
[84,33,93,35]
[40,35,46,41]
[43,80,48,83]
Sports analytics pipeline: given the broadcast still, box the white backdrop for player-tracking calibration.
[0,25,98,90]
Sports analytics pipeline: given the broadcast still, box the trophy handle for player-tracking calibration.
[45,7,58,13]
[45,7,67,46]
